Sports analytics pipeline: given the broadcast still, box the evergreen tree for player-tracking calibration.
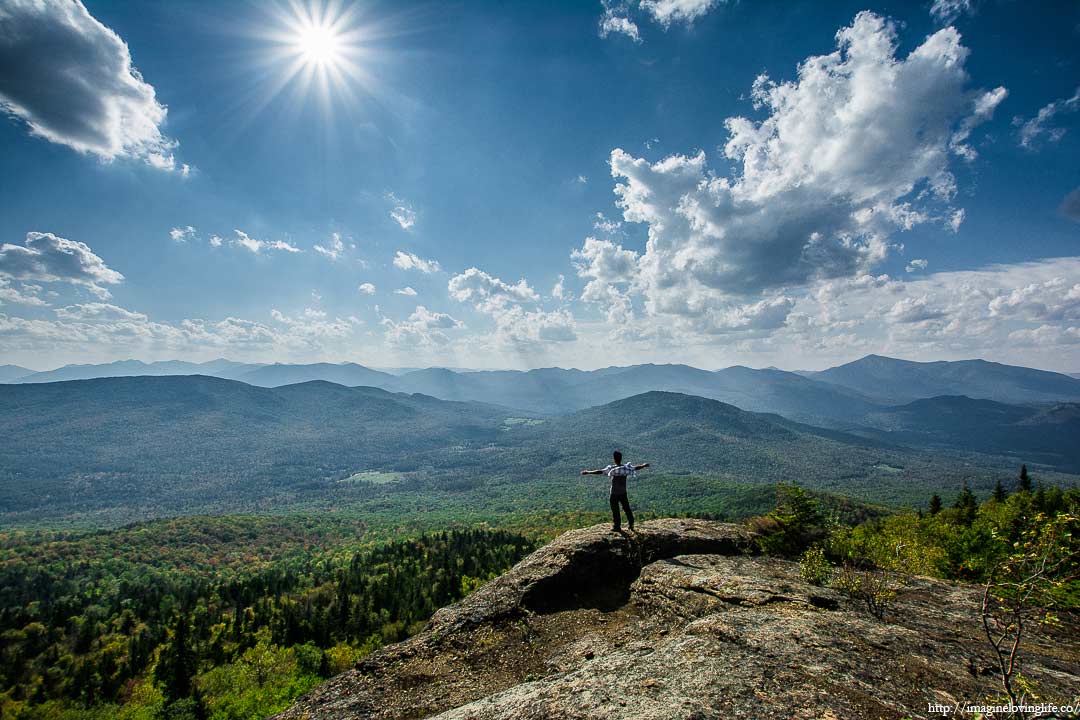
[953,483,978,526]
[757,483,826,556]
[993,479,1008,502]
[1018,464,1032,493]
[1034,481,1047,511]
[928,494,943,516]
[155,613,198,704]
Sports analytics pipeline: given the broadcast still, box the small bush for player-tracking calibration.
[745,514,782,536]
[799,546,832,586]
[832,562,903,619]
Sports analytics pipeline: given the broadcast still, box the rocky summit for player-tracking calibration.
[273,519,1079,720]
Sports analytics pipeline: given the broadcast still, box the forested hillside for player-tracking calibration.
[3,379,1072,526]
[0,376,510,523]
[851,396,1080,471]
[0,516,535,720]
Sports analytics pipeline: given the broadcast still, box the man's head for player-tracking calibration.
[613,450,622,464]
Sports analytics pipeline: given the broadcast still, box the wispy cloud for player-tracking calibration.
[598,6,641,42]
[929,0,975,24]
[387,192,417,230]
[599,0,725,42]
[1014,87,1080,149]
[313,232,345,260]
[169,226,196,242]
[232,230,301,255]
[393,250,441,274]
[1061,188,1080,224]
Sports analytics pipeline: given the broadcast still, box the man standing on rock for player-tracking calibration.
[581,451,650,532]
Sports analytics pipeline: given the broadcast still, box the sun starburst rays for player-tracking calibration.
[259,0,374,114]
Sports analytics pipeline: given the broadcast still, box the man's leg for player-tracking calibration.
[609,495,621,530]
[620,494,634,530]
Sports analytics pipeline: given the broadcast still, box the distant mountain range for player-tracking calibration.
[8,358,263,383]
[800,354,1080,405]
[232,362,395,388]
[5,376,1064,524]
[7,355,1080,428]
[0,365,33,383]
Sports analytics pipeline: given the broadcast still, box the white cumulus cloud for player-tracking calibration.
[1008,325,1080,347]
[449,267,575,347]
[270,308,354,340]
[382,305,462,347]
[0,0,186,173]
[0,231,123,299]
[987,277,1080,323]
[640,0,722,28]
[886,295,946,324]
[570,237,640,325]
[0,278,48,307]
[596,12,1004,336]
[550,274,572,302]
[599,0,725,42]
[448,267,539,312]
[54,303,147,322]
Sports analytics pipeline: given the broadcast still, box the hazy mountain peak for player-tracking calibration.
[810,354,1080,405]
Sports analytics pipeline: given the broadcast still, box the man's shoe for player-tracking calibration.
[612,526,621,532]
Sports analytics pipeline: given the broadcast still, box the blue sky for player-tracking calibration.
[1,0,1078,371]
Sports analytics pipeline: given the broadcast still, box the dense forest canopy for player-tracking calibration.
[1,517,535,720]
[2,473,1075,719]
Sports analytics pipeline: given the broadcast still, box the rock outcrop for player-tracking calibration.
[274,519,1079,720]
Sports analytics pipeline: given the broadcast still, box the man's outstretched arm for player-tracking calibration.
[633,463,650,471]
[580,469,606,475]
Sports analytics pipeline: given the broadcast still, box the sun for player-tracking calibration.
[295,18,343,68]
[257,0,375,110]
